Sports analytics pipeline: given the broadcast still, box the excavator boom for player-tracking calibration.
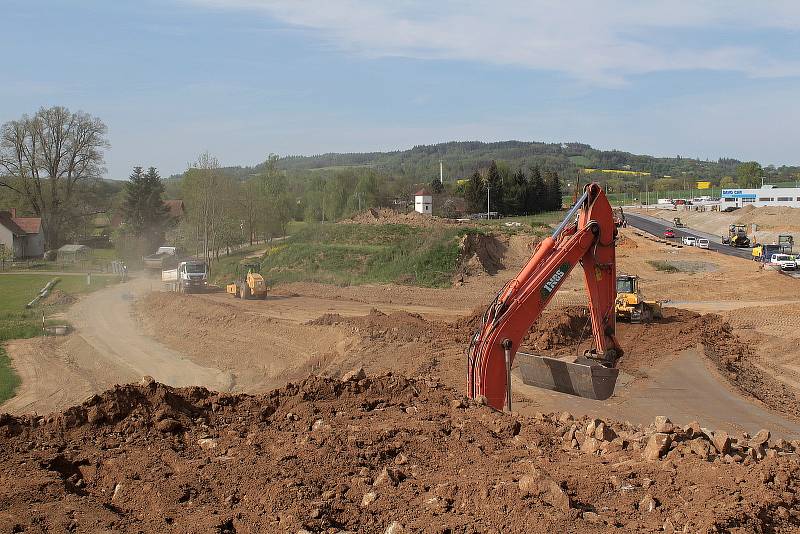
[467,183,622,410]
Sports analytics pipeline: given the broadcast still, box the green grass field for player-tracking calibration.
[258,223,476,288]
[0,273,117,404]
[473,211,564,235]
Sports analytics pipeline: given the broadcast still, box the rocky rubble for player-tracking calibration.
[1,374,799,533]
[562,412,797,465]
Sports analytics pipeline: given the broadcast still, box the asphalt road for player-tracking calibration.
[625,213,753,260]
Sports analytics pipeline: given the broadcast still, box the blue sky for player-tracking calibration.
[2,0,799,178]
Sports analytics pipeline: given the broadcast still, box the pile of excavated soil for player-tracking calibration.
[616,235,638,249]
[308,309,436,344]
[456,233,507,277]
[736,205,800,231]
[343,208,463,229]
[515,307,714,369]
[1,375,798,533]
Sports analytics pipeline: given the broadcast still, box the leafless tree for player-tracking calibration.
[0,106,108,247]
[183,152,241,264]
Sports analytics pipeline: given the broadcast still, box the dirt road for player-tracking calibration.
[514,348,800,439]
[70,277,234,390]
[1,277,233,415]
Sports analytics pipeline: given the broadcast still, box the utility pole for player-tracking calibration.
[487,185,490,220]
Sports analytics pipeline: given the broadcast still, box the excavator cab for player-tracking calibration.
[615,274,662,323]
[616,275,636,294]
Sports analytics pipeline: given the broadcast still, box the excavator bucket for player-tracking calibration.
[516,352,619,400]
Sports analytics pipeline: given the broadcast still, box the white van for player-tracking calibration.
[682,236,697,246]
[697,238,709,249]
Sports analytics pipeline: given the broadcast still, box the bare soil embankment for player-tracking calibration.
[134,288,800,436]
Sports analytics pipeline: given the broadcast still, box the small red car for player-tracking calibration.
[663,229,676,238]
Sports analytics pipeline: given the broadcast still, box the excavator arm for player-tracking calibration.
[467,182,623,410]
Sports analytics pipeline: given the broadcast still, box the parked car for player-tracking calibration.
[770,254,797,271]
[663,229,675,238]
[682,236,697,246]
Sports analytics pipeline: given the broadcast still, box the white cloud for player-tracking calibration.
[183,0,800,84]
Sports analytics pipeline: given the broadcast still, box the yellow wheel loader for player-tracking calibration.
[226,262,268,300]
[615,274,662,323]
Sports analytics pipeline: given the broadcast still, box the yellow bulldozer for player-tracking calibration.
[226,262,268,300]
[615,274,663,323]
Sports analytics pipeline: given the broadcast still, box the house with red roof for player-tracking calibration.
[164,199,185,219]
[413,188,432,215]
[0,208,45,258]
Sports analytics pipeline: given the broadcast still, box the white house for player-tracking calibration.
[414,189,432,215]
[0,208,45,258]
[719,185,800,210]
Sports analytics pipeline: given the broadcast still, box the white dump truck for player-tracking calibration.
[162,260,209,293]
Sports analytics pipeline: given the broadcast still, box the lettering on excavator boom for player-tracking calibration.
[541,262,570,300]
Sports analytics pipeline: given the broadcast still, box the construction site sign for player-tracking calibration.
[696,181,711,189]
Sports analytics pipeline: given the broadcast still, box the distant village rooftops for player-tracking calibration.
[164,199,185,218]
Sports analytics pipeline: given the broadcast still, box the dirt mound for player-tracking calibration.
[307,308,435,343]
[738,204,756,214]
[616,235,638,249]
[343,208,462,228]
[523,306,592,350]
[456,233,507,277]
[2,375,799,533]
[41,288,77,307]
[735,205,800,231]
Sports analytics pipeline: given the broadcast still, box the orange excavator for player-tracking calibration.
[467,182,622,411]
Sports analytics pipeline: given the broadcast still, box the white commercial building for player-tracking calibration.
[719,185,800,210]
[414,189,432,215]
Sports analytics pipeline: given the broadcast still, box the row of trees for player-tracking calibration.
[463,161,563,215]
[176,153,298,264]
[1,107,574,262]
